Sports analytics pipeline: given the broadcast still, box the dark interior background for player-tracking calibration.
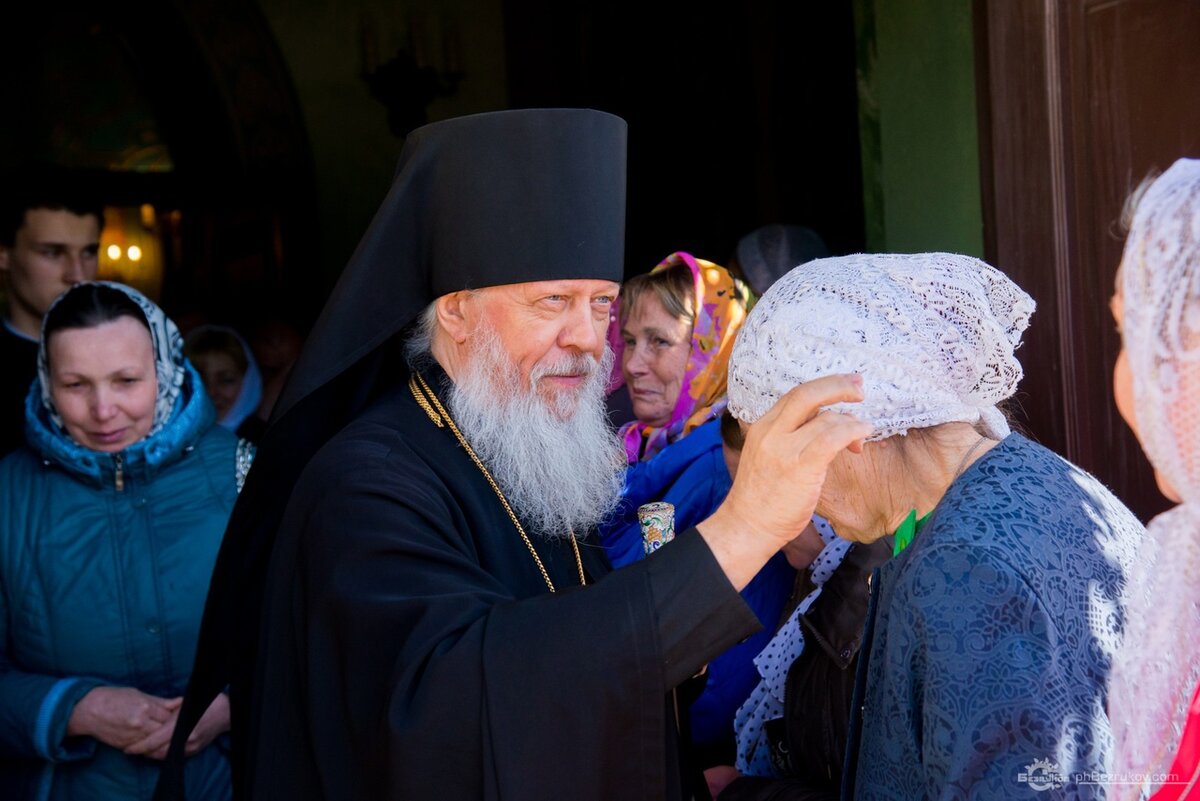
[1,1,864,329]
[504,1,865,276]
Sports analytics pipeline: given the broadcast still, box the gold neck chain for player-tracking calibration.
[408,371,586,593]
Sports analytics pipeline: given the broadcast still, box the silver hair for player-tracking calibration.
[404,301,440,370]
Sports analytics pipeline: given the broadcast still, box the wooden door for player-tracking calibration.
[976,0,1200,520]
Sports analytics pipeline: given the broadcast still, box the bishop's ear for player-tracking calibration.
[434,290,476,344]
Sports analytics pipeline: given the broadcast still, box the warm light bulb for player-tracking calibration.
[107,244,122,260]
[127,245,143,262]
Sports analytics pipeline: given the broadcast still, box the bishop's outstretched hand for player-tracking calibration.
[697,374,870,590]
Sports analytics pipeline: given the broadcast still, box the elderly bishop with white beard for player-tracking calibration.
[156,109,871,801]
[404,293,629,545]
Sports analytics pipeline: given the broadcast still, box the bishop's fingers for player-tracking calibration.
[752,374,864,435]
[790,410,873,461]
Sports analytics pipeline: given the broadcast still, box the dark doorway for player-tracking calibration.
[0,2,320,333]
[502,1,865,278]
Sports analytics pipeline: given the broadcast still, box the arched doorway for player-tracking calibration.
[0,1,320,332]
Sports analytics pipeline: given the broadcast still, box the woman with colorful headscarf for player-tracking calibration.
[598,252,796,776]
[0,282,245,801]
[613,251,748,463]
[1109,158,1200,801]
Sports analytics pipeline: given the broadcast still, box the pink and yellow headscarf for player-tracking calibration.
[610,251,752,463]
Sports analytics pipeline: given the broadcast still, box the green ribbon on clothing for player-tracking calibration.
[892,508,932,556]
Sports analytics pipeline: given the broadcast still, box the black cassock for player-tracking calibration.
[246,371,760,800]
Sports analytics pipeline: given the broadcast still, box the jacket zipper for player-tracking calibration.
[113,453,125,492]
[841,566,882,800]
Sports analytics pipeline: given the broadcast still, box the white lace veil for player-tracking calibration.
[726,252,1034,439]
[1110,158,1200,799]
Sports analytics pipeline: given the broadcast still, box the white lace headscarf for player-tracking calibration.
[1109,158,1200,800]
[726,252,1034,439]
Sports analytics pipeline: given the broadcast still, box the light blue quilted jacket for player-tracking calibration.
[0,364,236,801]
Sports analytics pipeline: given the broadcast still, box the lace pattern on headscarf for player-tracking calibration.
[726,252,1034,440]
[1109,158,1200,800]
[37,281,187,438]
[613,252,751,462]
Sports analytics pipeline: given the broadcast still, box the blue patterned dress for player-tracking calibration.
[849,434,1143,800]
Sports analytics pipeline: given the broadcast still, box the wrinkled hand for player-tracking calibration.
[698,375,870,589]
[124,692,231,760]
[66,687,181,752]
[719,374,868,543]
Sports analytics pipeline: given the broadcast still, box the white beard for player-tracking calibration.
[445,325,626,541]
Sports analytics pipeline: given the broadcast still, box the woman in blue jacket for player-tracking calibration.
[0,282,244,800]
[723,253,1142,800]
[601,253,795,780]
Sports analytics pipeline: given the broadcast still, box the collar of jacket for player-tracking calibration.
[796,537,894,670]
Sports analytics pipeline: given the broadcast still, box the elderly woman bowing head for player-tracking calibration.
[726,253,1143,800]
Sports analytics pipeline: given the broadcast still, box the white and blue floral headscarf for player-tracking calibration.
[37,281,188,439]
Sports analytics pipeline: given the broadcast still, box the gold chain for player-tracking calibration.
[408,372,586,593]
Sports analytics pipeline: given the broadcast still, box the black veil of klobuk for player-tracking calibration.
[155,108,627,799]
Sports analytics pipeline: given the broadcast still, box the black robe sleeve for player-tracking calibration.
[248,399,761,801]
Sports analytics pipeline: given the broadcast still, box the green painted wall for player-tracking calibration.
[855,0,984,256]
